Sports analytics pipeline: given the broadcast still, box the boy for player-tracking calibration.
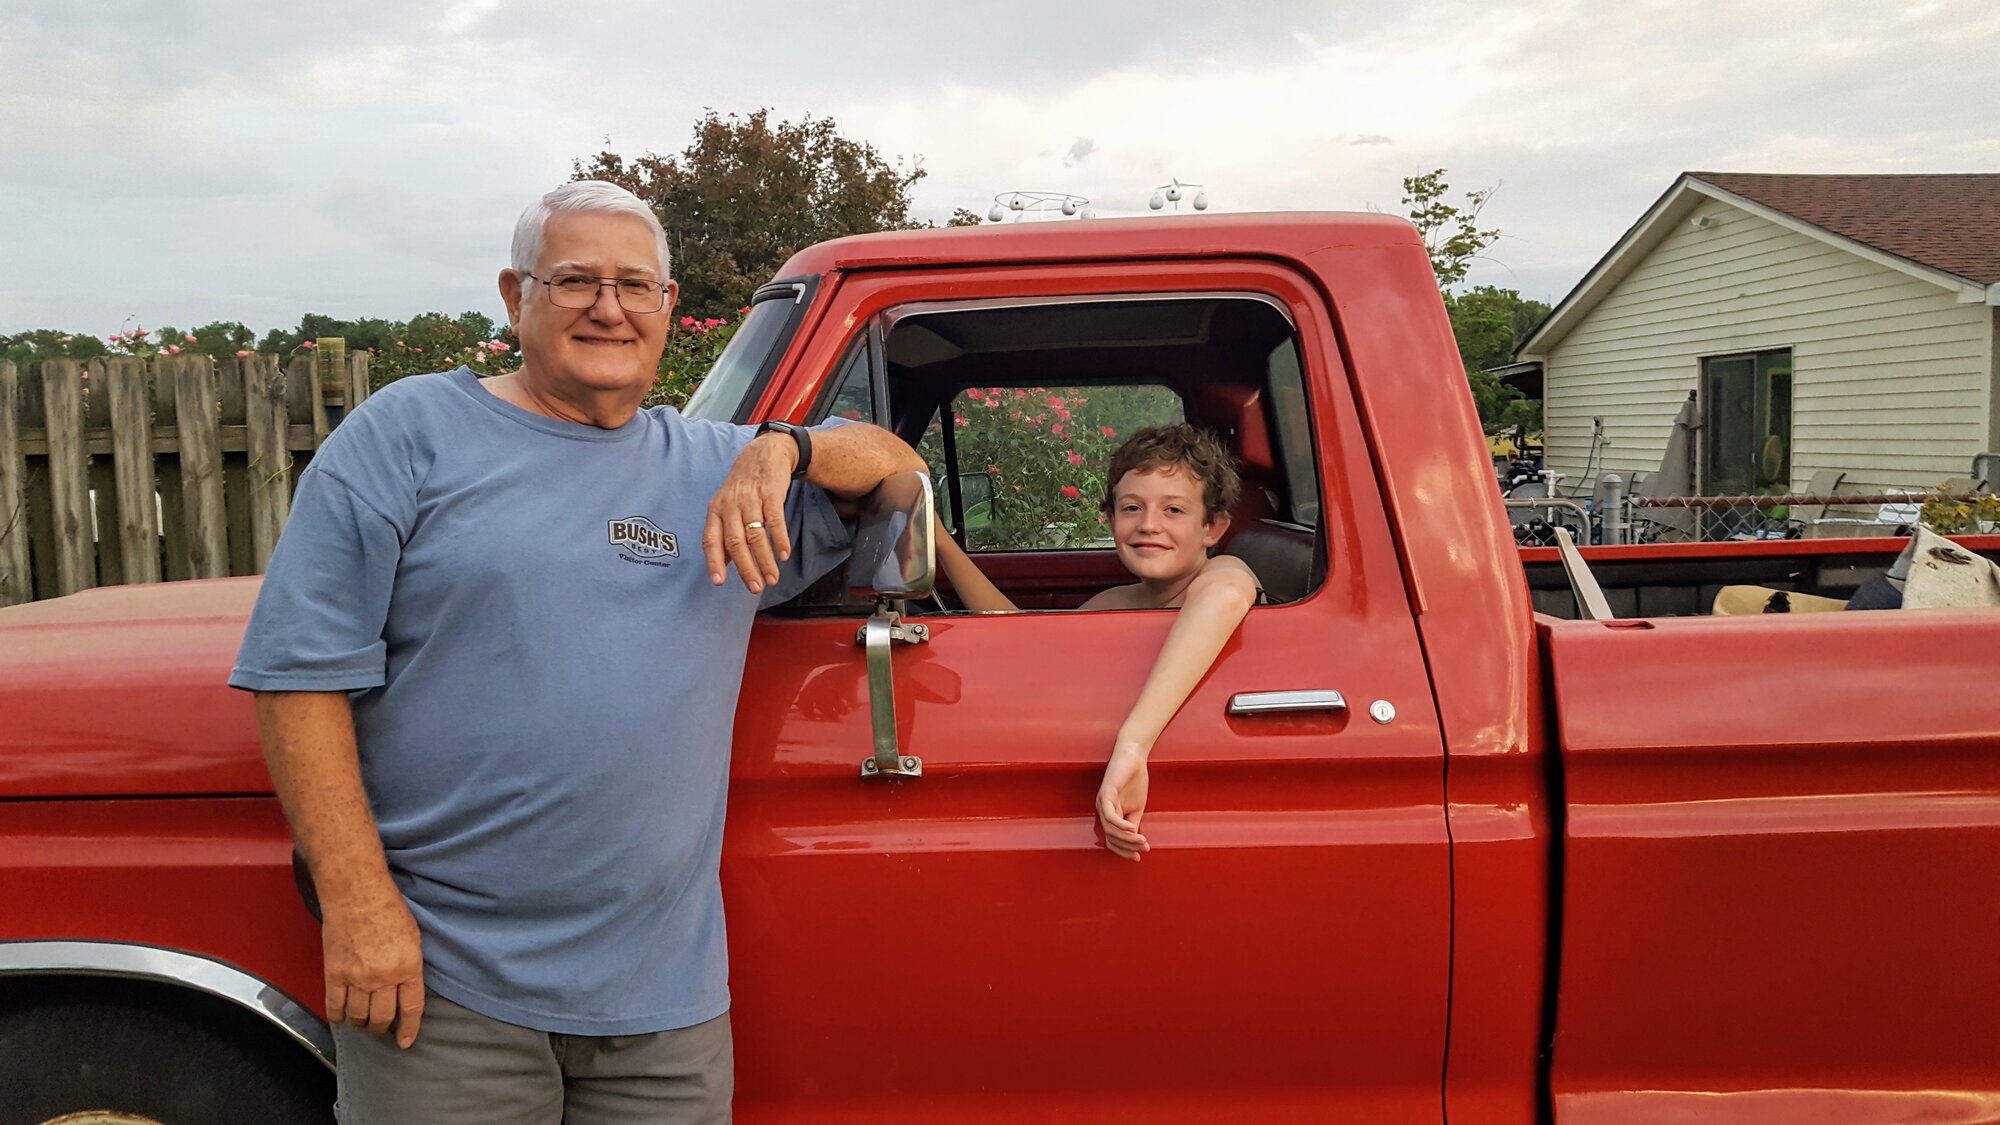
[935,425,1261,860]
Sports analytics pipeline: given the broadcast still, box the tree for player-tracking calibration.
[1,329,109,363]
[155,321,256,356]
[573,109,928,318]
[1446,286,1550,434]
[1401,169,1546,432]
[946,208,984,228]
[1401,168,1498,290]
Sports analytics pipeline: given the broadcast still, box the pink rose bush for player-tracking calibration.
[916,383,1180,550]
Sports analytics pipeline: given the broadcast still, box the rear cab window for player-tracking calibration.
[916,384,1183,551]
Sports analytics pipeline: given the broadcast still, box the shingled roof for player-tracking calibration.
[1519,171,2000,359]
[1690,172,2000,286]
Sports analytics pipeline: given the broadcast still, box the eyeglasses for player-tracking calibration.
[523,271,670,314]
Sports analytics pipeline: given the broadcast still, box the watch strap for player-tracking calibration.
[757,420,812,480]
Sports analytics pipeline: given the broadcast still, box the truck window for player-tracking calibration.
[815,336,877,424]
[683,277,820,423]
[797,293,1325,609]
[1267,339,1320,527]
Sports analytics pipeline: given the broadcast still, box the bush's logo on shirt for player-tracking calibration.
[608,516,678,560]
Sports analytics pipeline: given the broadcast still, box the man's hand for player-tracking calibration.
[255,691,424,1044]
[1096,743,1151,861]
[704,432,798,593]
[322,889,426,1048]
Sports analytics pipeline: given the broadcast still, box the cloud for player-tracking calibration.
[4,0,2000,334]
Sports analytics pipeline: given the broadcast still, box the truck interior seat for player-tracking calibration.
[1221,519,1319,603]
[1193,382,1321,603]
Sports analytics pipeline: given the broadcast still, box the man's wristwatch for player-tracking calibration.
[755,420,812,480]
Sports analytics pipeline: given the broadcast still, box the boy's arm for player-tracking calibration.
[1097,556,1259,861]
[932,515,1018,613]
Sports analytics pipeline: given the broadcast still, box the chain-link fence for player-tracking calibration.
[1506,483,1996,547]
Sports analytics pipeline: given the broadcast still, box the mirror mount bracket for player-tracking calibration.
[857,597,927,778]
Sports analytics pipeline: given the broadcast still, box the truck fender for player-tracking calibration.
[0,939,333,1069]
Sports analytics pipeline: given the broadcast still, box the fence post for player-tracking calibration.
[317,337,347,430]
[41,359,95,595]
[346,349,371,415]
[216,354,252,576]
[244,354,292,572]
[1599,473,1628,546]
[150,358,187,580]
[82,358,127,585]
[171,355,230,579]
[104,356,162,584]
[0,362,28,606]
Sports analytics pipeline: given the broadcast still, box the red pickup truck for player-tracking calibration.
[4,213,1997,1124]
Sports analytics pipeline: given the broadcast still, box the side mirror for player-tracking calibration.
[848,470,935,600]
[847,470,935,780]
[951,471,995,532]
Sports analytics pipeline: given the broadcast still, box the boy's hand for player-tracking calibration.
[1096,744,1151,861]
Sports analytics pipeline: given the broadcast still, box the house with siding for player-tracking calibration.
[1515,173,2000,497]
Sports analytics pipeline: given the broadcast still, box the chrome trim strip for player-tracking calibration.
[0,939,334,1069]
[1228,689,1347,715]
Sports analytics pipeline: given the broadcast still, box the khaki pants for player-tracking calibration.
[332,992,732,1124]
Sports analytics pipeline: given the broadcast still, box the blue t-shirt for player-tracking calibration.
[229,366,850,1035]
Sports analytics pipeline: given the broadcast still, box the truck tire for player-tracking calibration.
[0,986,332,1125]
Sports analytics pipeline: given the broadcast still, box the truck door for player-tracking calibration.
[723,262,1450,1123]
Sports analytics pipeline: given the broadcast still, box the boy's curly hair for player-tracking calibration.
[1100,425,1241,522]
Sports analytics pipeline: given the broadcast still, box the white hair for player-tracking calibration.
[510,180,671,280]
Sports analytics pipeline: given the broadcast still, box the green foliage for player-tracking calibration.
[1402,168,1498,290]
[1921,489,2000,534]
[1401,169,1546,434]
[1445,285,1550,434]
[574,109,927,319]
[1,328,109,363]
[228,311,514,388]
[649,314,742,409]
[3,322,255,361]
[919,385,1184,550]
[257,311,499,360]
[155,321,257,356]
[946,208,984,228]
[1,305,746,407]
[359,312,514,388]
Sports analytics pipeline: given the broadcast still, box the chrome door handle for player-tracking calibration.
[1228,690,1347,715]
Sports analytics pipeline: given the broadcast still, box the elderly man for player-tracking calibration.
[229,180,923,1123]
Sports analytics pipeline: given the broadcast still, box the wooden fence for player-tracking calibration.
[0,350,370,605]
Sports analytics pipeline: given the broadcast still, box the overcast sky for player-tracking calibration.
[4,0,1997,339]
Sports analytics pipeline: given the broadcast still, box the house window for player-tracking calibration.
[1700,349,1792,495]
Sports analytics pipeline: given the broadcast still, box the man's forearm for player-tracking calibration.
[254,691,400,915]
[795,423,928,499]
